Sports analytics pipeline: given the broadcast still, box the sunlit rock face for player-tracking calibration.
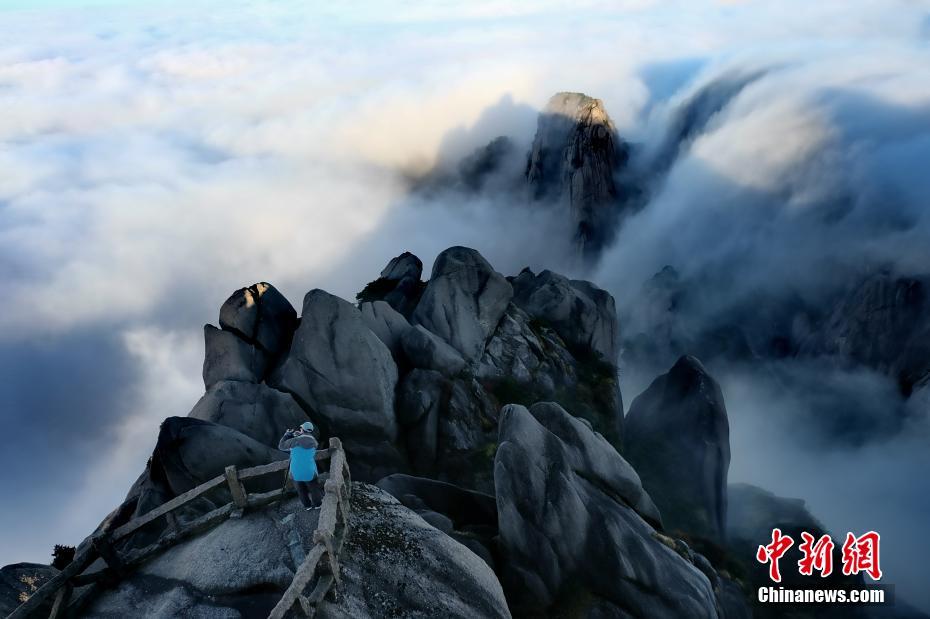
[526,92,628,261]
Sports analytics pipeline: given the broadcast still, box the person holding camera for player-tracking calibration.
[278,421,321,510]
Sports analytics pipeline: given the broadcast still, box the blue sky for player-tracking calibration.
[1,0,929,611]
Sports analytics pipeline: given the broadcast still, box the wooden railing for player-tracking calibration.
[7,438,352,619]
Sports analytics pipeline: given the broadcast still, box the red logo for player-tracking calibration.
[841,531,882,581]
[757,530,882,582]
[756,528,794,583]
[798,532,834,577]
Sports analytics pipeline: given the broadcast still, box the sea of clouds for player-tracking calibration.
[1,0,929,610]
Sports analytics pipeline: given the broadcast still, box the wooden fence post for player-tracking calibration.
[225,465,249,516]
[48,583,73,619]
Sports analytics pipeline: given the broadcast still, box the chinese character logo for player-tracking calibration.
[798,532,834,577]
[757,530,882,582]
[841,531,882,581]
[756,528,794,583]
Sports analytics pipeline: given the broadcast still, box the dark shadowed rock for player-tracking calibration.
[1,564,59,617]
[457,136,516,191]
[188,380,309,447]
[800,271,930,395]
[201,324,267,389]
[269,289,404,480]
[526,92,627,259]
[624,356,730,544]
[376,474,499,568]
[511,268,619,364]
[412,247,513,364]
[396,369,446,473]
[218,282,297,357]
[494,403,718,618]
[357,252,425,317]
[84,417,290,553]
[395,368,499,492]
[83,485,511,619]
[727,483,869,618]
[400,324,467,376]
[478,302,625,447]
[376,474,497,529]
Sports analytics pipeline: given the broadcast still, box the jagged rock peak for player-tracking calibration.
[624,355,731,544]
[526,92,627,260]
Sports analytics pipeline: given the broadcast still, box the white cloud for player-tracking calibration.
[1,0,929,609]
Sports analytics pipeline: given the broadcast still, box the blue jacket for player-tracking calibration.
[278,430,318,481]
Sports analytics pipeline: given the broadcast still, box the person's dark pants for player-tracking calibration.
[295,477,322,508]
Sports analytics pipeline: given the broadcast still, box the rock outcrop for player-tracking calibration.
[400,324,467,377]
[727,483,866,618]
[83,485,512,619]
[800,271,930,395]
[356,252,425,318]
[188,380,309,447]
[511,267,619,363]
[1,564,58,617]
[494,402,718,618]
[412,246,513,364]
[269,289,404,481]
[624,356,731,544]
[526,92,628,259]
[202,282,297,390]
[6,244,782,619]
[219,282,298,357]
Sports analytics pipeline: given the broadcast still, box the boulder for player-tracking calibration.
[477,303,575,389]
[525,92,627,259]
[528,402,660,526]
[218,282,297,357]
[412,247,513,364]
[359,300,410,362]
[494,403,718,617]
[0,563,59,617]
[188,380,309,447]
[131,417,286,519]
[357,252,425,317]
[201,324,267,390]
[511,268,619,364]
[381,252,423,282]
[401,324,467,376]
[84,485,512,619]
[624,356,730,544]
[269,289,403,480]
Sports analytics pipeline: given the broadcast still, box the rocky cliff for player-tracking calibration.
[525,92,629,261]
[3,245,777,619]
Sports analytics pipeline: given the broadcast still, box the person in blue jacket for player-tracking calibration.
[278,421,321,510]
